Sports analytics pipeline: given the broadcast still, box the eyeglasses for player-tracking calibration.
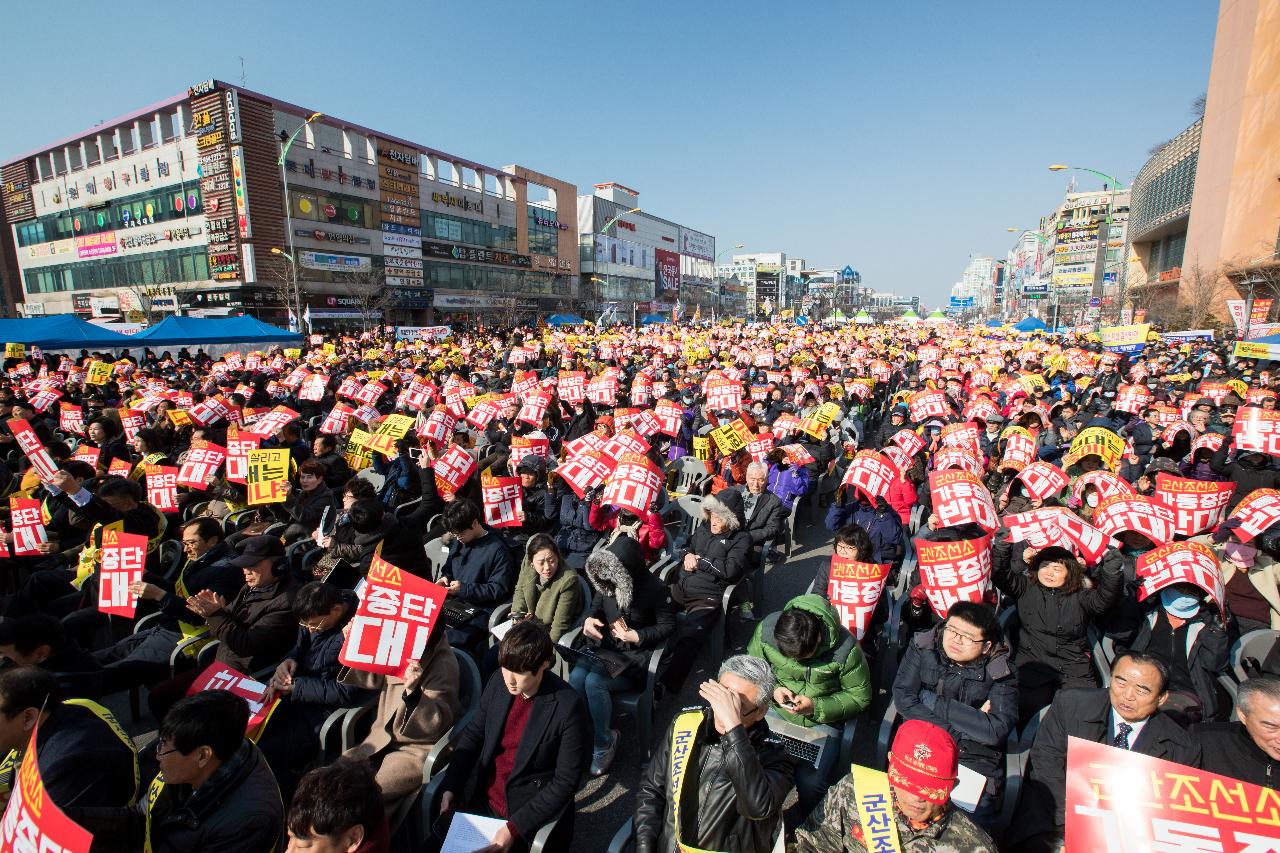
[154,741,181,758]
[943,626,985,646]
[299,619,328,631]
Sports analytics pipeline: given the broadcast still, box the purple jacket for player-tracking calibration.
[768,463,809,510]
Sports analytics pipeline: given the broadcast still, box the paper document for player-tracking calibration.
[490,619,515,641]
[950,763,985,811]
[440,812,508,853]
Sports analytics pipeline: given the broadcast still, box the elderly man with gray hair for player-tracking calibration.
[635,654,794,853]
[740,462,787,561]
[1194,675,1280,788]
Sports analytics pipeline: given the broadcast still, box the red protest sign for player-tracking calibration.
[652,399,684,437]
[554,451,616,499]
[586,375,618,406]
[225,428,263,485]
[481,473,524,528]
[1004,508,1112,564]
[747,432,775,463]
[939,422,981,458]
[557,371,586,405]
[826,557,891,640]
[1113,383,1153,415]
[962,397,1000,424]
[319,403,355,436]
[464,397,503,430]
[107,458,132,477]
[9,496,47,557]
[1064,736,1280,853]
[705,376,743,411]
[932,447,983,476]
[72,445,100,468]
[928,469,999,531]
[516,388,553,427]
[908,389,950,422]
[779,444,816,466]
[1069,470,1135,505]
[841,450,896,501]
[353,380,388,406]
[339,554,448,676]
[1233,407,1280,456]
[58,402,85,435]
[1001,431,1037,472]
[1153,474,1236,536]
[1227,488,1280,543]
[99,528,147,617]
[0,726,93,852]
[432,445,477,496]
[602,452,663,516]
[1092,495,1177,546]
[187,662,280,741]
[7,418,58,482]
[177,440,226,491]
[336,377,363,400]
[599,431,651,462]
[419,406,457,447]
[914,534,993,618]
[250,405,300,437]
[145,465,180,514]
[1136,540,1225,614]
[562,431,606,460]
[890,429,925,457]
[1015,461,1070,501]
[509,435,550,468]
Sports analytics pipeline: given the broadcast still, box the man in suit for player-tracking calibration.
[437,620,590,851]
[1009,651,1201,853]
[739,462,786,566]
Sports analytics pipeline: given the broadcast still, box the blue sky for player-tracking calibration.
[0,0,1219,307]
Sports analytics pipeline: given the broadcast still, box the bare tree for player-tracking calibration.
[1191,92,1207,119]
[262,253,306,330]
[121,284,173,326]
[338,266,393,332]
[1145,262,1233,331]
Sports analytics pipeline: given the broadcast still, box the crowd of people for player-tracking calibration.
[0,318,1277,853]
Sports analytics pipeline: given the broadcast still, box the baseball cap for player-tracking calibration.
[230,535,285,568]
[887,719,959,804]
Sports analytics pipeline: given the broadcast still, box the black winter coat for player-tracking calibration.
[992,538,1123,689]
[635,716,793,853]
[281,590,366,710]
[892,627,1020,777]
[676,524,751,603]
[150,541,243,632]
[584,547,678,672]
[1127,608,1230,719]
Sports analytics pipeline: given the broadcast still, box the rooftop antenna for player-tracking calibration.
[239,57,247,86]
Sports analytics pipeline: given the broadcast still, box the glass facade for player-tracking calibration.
[23,247,209,294]
[14,185,204,247]
[421,210,516,252]
[526,204,560,257]
[423,259,558,295]
[289,189,378,229]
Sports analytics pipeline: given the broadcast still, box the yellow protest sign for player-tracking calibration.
[376,414,415,440]
[1063,426,1125,470]
[86,360,113,385]
[692,436,712,461]
[322,343,336,356]
[710,419,753,454]
[345,429,373,471]
[814,401,842,428]
[167,409,193,428]
[246,449,291,504]
[4,343,24,359]
[284,348,301,359]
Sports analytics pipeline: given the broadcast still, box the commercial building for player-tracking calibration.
[1004,230,1052,319]
[715,251,787,319]
[1031,187,1131,325]
[0,78,579,326]
[577,182,717,322]
[1124,120,1200,312]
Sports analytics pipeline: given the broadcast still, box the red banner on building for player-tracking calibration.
[928,470,999,531]
[9,496,47,557]
[1136,540,1226,613]
[1153,474,1237,536]
[481,473,524,528]
[914,534,993,618]
[339,553,448,677]
[826,556,891,640]
[602,452,663,516]
[0,726,93,852]
[1233,407,1280,456]
[1093,495,1177,545]
[432,445,477,496]
[187,662,280,740]
[1064,736,1280,853]
[99,528,147,617]
[1227,488,1280,543]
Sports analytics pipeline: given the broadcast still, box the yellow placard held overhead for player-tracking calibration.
[246,449,291,504]
[4,343,24,359]
[86,360,114,385]
[1063,426,1125,470]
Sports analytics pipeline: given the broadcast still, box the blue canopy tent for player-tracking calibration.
[0,315,135,351]
[1013,316,1047,333]
[129,315,302,348]
[985,318,1004,328]
[546,314,585,327]
[639,314,667,325]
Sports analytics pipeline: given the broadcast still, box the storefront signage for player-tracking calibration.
[384,244,419,258]
[532,254,572,272]
[534,216,569,231]
[231,146,251,239]
[188,79,217,97]
[76,232,118,259]
[285,160,377,190]
[679,228,714,261]
[430,190,483,214]
[382,232,420,249]
[295,228,370,245]
[616,220,636,231]
[1158,267,1182,282]
[27,240,73,259]
[192,87,241,282]
[378,147,419,168]
[197,130,225,149]
[299,251,371,272]
[224,89,242,144]
[423,240,531,268]
[1,161,36,222]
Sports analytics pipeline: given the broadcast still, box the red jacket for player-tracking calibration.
[885,475,916,525]
[588,503,667,564]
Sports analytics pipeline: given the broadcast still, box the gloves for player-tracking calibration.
[909,585,927,608]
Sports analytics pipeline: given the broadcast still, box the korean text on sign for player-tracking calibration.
[246,448,291,505]
[339,556,448,676]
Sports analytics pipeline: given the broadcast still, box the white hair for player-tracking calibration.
[718,654,776,711]
[1238,676,1280,715]
[746,461,769,478]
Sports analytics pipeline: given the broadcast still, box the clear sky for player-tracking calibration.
[0,0,1220,308]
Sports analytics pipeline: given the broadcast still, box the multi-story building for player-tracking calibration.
[713,251,786,318]
[1038,187,1130,324]
[1125,120,1200,314]
[577,183,717,322]
[0,78,579,326]
[1005,230,1051,319]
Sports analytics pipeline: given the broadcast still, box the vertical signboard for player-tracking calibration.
[1,162,35,222]
[190,81,242,282]
[376,140,424,291]
[655,248,680,298]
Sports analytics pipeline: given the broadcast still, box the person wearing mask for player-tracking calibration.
[1213,537,1280,635]
[436,621,590,852]
[69,691,286,853]
[1123,582,1229,725]
[811,523,875,598]
[0,667,137,821]
[573,537,677,776]
[991,540,1124,726]
[1009,652,1201,853]
[92,517,243,694]
[792,719,997,853]
[635,655,794,853]
[338,626,460,817]
[892,601,1019,830]
[1194,675,1280,789]
[286,757,390,853]
[660,490,752,695]
[257,581,363,802]
[747,593,872,820]
[146,535,301,721]
[438,498,517,654]
[280,458,339,544]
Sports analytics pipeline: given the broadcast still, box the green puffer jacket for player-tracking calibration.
[510,561,584,641]
[746,593,871,727]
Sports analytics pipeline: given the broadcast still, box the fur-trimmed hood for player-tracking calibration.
[586,548,635,610]
[702,491,745,532]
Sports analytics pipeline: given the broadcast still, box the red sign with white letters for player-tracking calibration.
[914,534,993,618]
[481,473,524,528]
[98,528,147,617]
[339,553,448,676]
[826,556,891,640]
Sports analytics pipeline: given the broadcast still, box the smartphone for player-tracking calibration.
[409,447,426,460]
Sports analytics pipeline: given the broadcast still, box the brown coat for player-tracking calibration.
[338,636,461,807]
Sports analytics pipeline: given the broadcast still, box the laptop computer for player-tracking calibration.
[765,709,839,770]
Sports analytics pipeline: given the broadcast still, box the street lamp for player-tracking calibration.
[271,247,304,334]
[275,111,323,324]
[1048,164,1126,328]
[594,207,641,325]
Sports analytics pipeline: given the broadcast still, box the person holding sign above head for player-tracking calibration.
[635,654,793,853]
[891,601,1018,831]
[791,719,996,853]
[70,690,287,853]
[1008,651,1201,853]
[746,593,871,822]
[1123,582,1228,725]
[436,620,590,853]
